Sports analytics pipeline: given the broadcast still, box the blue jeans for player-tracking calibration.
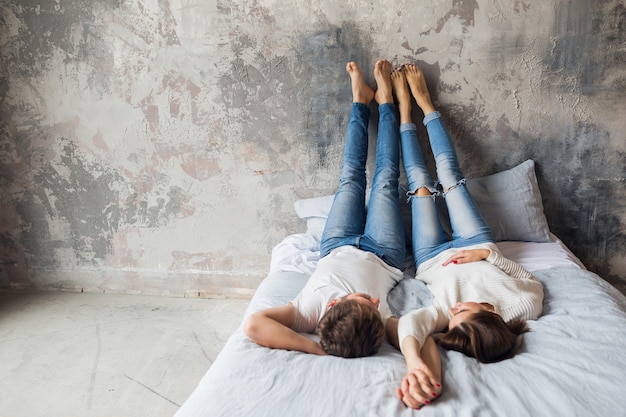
[400,112,493,268]
[320,103,406,270]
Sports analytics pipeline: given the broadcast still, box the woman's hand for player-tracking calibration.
[442,249,490,266]
[396,362,442,409]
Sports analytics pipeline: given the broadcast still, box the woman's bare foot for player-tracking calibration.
[404,64,436,115]
[347,62,375,105]
[391,67,412,124]
[373,59,394,105]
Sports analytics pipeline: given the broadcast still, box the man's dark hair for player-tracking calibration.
[316,299,385,358]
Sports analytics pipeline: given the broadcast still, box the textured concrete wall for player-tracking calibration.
[1,0,625,297]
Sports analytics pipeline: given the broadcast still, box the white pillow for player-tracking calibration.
[293,193,336,242]
[293,189,372,243]
[294,159,551,243]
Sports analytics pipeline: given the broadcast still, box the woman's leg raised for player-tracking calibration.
[394,66,448,268]
[320,62,375,258]
[404,64,492,245]
[361,60,405,270]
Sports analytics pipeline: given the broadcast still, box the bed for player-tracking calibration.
[175,160,626,417]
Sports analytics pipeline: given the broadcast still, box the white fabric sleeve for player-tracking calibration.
[397,305,445,355]
[289,290,325,333]
[486,248,534,280]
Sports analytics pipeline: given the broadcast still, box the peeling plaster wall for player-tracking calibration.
[0,0,624,297]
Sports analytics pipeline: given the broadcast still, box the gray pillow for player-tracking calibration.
[387,278,434,317]
[466,159,551,242]
[294,159,551,243]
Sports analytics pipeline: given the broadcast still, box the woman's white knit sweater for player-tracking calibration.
[397,242,544,353]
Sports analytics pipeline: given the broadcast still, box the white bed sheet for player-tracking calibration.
[176,234,626,417]
[269,232,586,277]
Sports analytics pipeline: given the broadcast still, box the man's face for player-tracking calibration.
[326,292,380,312]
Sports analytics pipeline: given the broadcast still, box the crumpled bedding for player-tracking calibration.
[175,234,626,417]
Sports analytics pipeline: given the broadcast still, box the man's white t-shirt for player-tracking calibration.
[290,245,403,333]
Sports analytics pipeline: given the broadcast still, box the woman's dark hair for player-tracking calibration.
[437,310,530,363]
[316,299,385,358]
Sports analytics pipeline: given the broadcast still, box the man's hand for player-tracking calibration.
[396,362,442,409]
[442,249,490,266]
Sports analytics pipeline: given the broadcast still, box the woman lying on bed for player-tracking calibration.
[386,64,545,409]
[245,59,409,359]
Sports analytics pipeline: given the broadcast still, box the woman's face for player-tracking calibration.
[448,302,495,329]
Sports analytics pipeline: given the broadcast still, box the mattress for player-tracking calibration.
[175,232,626,417]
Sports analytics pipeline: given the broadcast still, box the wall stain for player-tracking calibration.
[4,133,194,269]
[213,9,375,194]
[548,0,626,93]
[421,0,479,36]
[3,0,117,90]
[295,23,373,169]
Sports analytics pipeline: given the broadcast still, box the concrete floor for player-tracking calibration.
[0,291,249,417]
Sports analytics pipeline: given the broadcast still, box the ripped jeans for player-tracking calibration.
[319,103,406,271]
[400,111,493,268]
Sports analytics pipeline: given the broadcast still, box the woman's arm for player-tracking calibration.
[441,248,490,266]
[442,248,533,280]
[244,304,326,355]
[399,335,442,408]
[485,249,533,279]
[387,317,443,409]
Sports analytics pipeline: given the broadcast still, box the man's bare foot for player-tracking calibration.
[391,67,412,124]
[347,62,375,105]
[404,64,436,115]
[373,59,394,105]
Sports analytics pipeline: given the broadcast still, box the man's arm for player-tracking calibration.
[244,304,326,355]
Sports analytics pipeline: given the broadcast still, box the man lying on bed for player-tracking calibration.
[386,63,544,410]
[245,60,421,360]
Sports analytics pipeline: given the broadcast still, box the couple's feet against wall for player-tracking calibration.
[347,60,436,121]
